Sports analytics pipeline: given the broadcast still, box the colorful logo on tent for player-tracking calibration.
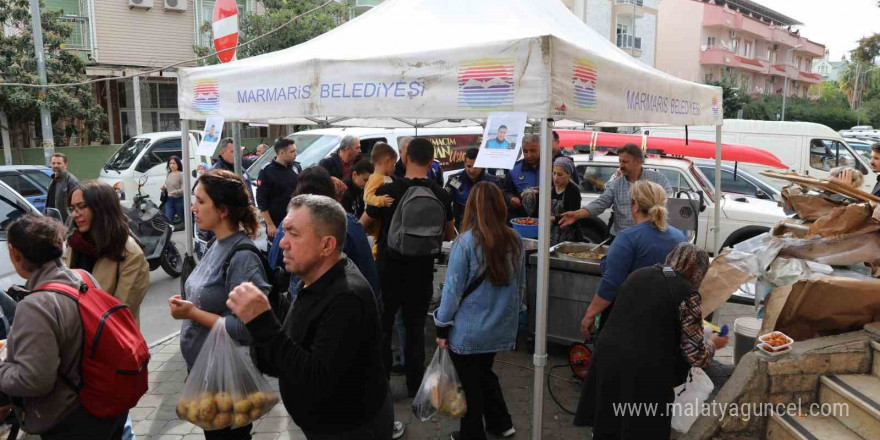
[572,58,597,111]
[712,96,720,119]
[193,79,220,114]
[457,58,515,110]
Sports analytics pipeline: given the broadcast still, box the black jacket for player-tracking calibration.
[248,258,388,434]
[256,160,299,228]
[46,171,79,222]
[873,176,880,198]
[318,153,346,180]
[341,177,366,219]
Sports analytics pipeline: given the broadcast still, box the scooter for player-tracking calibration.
[128,175,183,277]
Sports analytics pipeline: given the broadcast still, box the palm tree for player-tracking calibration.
[839,62,877,110]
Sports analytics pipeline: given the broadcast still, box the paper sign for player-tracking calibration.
[196,116,225,157]
[474,112,528,170]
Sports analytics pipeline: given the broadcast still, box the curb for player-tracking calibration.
[149,331,181,348]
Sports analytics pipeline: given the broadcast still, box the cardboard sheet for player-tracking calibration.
[807,203,880,238]
[760,276,880,341]
[699,250,758,317]
[760,171,880,203]
[781,186,845,221]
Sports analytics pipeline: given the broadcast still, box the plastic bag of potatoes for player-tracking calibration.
[176,318,280,430]
[412,348,467,421]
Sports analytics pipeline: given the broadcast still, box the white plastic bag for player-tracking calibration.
[671,367,713,433]
[412,348,467,421]
[177,318,279,430]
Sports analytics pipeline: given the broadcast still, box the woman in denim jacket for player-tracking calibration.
[434,182,525,440]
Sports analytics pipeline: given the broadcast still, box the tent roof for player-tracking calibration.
[178,0,722,126]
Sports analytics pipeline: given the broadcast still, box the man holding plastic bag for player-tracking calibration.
[227,194,392,439]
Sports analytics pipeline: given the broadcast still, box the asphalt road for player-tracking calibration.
[139,231,188,344]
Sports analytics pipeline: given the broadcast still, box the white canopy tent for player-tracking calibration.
[176,0,723,436]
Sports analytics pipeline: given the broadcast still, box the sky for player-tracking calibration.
[753,0,880,61]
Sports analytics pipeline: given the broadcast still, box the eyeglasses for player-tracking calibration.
[68,202,89,214]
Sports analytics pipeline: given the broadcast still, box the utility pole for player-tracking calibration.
[852,61,862,111]
[29,0,55,165]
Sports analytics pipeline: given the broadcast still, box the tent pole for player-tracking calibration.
[531,118,552,440]
[232,123,243,176]
[714,124,722,255]
[181,119,195,258]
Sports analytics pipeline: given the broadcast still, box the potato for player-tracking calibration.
[264,393,280,408]
[249,407,262,421]
[176,399,188,419]
[233,399,253,414]
[212,412,232,429]
[186,401,199,423]
[198,397,218,421]
[214,392,233,412]
[248,391,267,409]
[233,412,249,427]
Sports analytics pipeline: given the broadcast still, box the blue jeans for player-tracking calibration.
[164,196,184,222]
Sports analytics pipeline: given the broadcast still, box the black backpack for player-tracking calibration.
[222,243,291,322]
[387,183,446,257]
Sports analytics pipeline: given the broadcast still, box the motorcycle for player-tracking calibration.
[128,175,183,277]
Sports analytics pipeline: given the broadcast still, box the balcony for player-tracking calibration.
[614,0,646,18]
[769,63,798,79]
[58,15,91,52]
[799,71,821,85]
[616,34,642,51]
[700,47,767,74]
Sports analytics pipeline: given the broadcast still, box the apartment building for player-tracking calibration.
[561,0,661,67]
[45,0,259,143]
[656,0,825,99]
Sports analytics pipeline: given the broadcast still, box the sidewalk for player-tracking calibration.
[112,301,749,440]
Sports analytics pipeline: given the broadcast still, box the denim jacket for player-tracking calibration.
[433,230,525,355]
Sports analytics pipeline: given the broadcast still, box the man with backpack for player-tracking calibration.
[361,137,455,397]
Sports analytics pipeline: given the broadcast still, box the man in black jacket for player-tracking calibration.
[228,194,392,439]
[214,138,255,201]
[256,138,299,241]
[45,153,79,222]
[319,135,361,181]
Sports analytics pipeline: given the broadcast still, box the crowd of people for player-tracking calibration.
[0,133,772,440]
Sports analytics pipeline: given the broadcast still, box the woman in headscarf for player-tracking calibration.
[573,243,729,440]
[549,156,583,245]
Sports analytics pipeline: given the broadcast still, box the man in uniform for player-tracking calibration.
[501,134,540,218]
[445,147,500,229]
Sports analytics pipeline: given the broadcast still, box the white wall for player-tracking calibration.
[635,12,657,66]
[585,0,612,40]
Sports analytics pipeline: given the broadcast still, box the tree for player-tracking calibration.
[194,0,349,66]
[0,0,108,145]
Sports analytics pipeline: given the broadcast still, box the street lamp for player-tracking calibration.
[781,44,803,121]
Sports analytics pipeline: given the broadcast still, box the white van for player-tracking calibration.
[99,131,208,207]
[643,120,876,193]
[245,126,485,180]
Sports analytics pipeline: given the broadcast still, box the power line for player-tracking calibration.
[0,0,335,89]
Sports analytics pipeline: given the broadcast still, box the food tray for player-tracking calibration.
[757,331,793,352]
[551,243,610,261]
[757,342,792,357]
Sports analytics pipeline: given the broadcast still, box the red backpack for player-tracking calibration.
[37,269,150,418]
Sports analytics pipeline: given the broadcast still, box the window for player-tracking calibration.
[699,167,760,197]
[577,165,619,194]
[809,139,860,173]
[796,57,802,70]
[743,41,752,58]
[118,81,179,141]
[707,36,716,48]
[617,23,633,48]
[705,73,714,83]
[0,185,29,240]
[22,170,50,190]
[655,169,696,194]
[731,39,739,54]
[0,174,44,198]
[147,139,183,167]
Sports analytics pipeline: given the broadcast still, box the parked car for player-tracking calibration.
[0,165,53,212]
[573,154,787,252]
[645,120,876,193]
[99,131,207,208]
[693,160,781,203]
